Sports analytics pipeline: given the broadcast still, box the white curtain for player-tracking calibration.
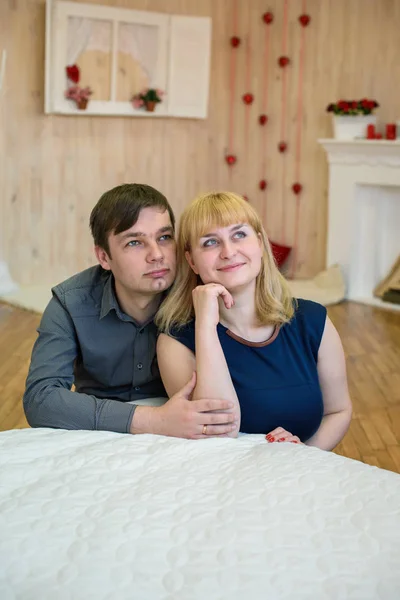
[67,17,111,66]
[118,23,159,85]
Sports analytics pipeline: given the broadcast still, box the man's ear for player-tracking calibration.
[94,246,112,271]
[185,250,199,275]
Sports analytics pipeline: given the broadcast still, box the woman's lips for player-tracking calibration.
[217,263,245,272]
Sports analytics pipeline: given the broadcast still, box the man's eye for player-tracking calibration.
[159,234,173,242]
[127,240,141,247]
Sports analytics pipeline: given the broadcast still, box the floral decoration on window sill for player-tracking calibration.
[131,88,165,112]
[65,64,93,110]
[326,98,379,116]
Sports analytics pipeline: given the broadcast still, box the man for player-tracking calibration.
[23,184,236,437]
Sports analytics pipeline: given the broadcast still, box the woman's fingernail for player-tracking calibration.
[267,435,275,442]
[292,440,299,444]
[278,437,286,442]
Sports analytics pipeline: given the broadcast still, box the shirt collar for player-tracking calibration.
[100,273,121,320]
[99,273,161,328]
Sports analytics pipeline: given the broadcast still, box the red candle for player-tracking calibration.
[386,123,396,140]
[366,124,376,139]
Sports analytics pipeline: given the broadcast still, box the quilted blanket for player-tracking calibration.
[1,429,399,599]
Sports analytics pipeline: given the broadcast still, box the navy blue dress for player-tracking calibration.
[170,299,327,441]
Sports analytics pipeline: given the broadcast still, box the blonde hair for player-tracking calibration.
[156,191,295,333]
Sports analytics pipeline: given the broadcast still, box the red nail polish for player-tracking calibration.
[278,437,285,442]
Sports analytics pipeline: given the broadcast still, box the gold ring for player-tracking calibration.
[202,424,207,435]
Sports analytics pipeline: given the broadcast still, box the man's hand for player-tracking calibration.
[130,372,238,438]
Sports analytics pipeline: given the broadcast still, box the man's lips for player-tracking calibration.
[144,268,170,278]
[217,263,245,272]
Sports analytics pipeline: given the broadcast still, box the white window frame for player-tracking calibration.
[45,0,211,119]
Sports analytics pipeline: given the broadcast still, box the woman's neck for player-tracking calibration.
[219,282,258,331]
[219,281,275,343]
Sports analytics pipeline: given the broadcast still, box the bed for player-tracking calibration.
[1,428,400,599]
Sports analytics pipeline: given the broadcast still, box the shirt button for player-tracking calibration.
[134,386,140,391]
[137,363,143,370]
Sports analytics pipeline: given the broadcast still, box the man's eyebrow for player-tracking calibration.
[119,225,174,240]
[201,224,246,238]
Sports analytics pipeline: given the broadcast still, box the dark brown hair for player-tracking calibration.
[89,183,175,256]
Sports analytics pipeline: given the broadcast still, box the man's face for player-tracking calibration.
[95,207,176,296]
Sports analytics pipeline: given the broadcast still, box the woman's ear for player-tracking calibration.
[185,250,199,275]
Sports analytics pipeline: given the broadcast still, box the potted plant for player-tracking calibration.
[65,85,93,110]
[326,98,379,140]
[131,88,165,112]
[65,64,93,110]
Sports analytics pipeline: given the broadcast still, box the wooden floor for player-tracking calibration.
[0,300,399,473]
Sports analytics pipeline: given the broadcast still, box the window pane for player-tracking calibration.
[66,17,112,101]
[116,22,159,102]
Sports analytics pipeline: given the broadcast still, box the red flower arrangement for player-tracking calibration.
[65,64,93,109]
[326,98,379,116]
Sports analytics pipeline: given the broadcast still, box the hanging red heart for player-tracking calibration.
[230,36,241,47]
[66,64,80,84]
[278,56,290,68]
[262,12,274,24]
[242,93,254,105]
[299,14,311,27]
[278,141,287,153]
[225,154,237,166]
[243,195,249,202]
[259,180,267,190]
[259,114,268,125]
[292,182,303,195]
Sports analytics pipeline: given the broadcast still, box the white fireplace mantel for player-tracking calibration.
[319,139,400,310]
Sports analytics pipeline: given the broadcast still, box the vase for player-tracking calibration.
[332,115,377,140]
[77,98,89,110]
[145,101,156,112]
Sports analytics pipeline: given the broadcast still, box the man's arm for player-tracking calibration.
[23,296,135,433]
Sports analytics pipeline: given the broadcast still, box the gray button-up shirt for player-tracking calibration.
[23,266,167,433]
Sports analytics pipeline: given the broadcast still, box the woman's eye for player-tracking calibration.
[233,231,246,239]
[203,238,218,247]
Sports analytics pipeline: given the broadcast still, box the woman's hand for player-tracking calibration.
[192,283,234,328]
[265,426,302,444]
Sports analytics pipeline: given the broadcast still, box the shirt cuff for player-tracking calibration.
[96,400,136,434]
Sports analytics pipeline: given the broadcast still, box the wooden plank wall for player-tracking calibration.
[1,0,400,285]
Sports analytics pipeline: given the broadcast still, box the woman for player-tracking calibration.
[156,192,352,449]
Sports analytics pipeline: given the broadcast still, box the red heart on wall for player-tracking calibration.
[278,141,287,153]
[242,93,254,105]
[262,12,274,24]
[225,154,237,165]
[278,56,290,68]
[259,114,268,125]
[292,182,303,194]
[259,180,267,190]
[299,14,311,27]
[230,36,241,47]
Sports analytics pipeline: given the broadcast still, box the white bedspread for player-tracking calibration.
[1,429,400,600]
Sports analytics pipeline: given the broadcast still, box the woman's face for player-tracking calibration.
[186,222,263,290]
